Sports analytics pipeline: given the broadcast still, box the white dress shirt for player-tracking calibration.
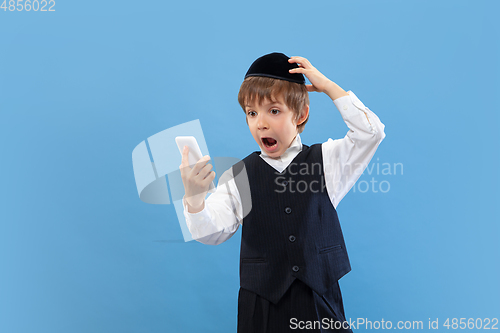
[183,90,386,245]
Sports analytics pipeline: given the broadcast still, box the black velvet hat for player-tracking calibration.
[244,52,305,84]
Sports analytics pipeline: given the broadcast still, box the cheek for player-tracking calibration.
[249,126,259,138]
[286,119,298,133]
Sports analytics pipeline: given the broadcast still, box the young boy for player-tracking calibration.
[179,53,385,332]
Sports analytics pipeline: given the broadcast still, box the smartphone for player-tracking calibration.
[175,136,215,193]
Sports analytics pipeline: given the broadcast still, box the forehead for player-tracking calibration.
[245,95,286,108]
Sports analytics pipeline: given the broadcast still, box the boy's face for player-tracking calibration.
[245,96,308,159]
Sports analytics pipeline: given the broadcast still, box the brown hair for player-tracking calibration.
[238,76,309,133]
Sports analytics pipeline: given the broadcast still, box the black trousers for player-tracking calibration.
[237,279,353,333]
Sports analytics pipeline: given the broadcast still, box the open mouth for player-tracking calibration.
[262,137,277,148]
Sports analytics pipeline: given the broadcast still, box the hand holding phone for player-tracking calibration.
[176,136,216,212]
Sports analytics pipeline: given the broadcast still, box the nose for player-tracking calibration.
[257,113,269,130]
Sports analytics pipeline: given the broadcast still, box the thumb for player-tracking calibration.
[306,84,317,92]
[180,146,190,168]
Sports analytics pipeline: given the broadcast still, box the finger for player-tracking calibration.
[289,67,308,75]
[180,146,189,167]
[289,56,312,68]
[190,155,211,176]
[208,171,216,182]
[179,146,191,178]
[306,84,317,92]
[202,171,216,185]
[197,163,214,180]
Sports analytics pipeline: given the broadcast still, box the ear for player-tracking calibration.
[296,104,309,126]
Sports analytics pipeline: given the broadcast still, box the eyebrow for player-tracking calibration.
[245,101,283,108]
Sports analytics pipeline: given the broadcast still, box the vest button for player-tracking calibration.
[289,235,296,242]
[292,265,300,272]
[285,207,292,214]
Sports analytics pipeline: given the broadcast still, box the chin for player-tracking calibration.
[267,150,282,158]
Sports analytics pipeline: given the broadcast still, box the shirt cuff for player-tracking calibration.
[333,90,367,115]
[333,90,376,133]
[182,197,212,224]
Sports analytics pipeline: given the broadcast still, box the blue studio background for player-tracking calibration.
[1,0,499,332]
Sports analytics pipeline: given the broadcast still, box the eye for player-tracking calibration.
[270,108,280,115]
[247,110,256,117]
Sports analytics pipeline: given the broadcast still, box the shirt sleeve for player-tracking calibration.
[322,90,386,208]
[183,167,243,245]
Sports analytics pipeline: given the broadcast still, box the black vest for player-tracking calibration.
[232,144,351,305]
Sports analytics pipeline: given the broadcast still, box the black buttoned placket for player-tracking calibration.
[282,194,303,277]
